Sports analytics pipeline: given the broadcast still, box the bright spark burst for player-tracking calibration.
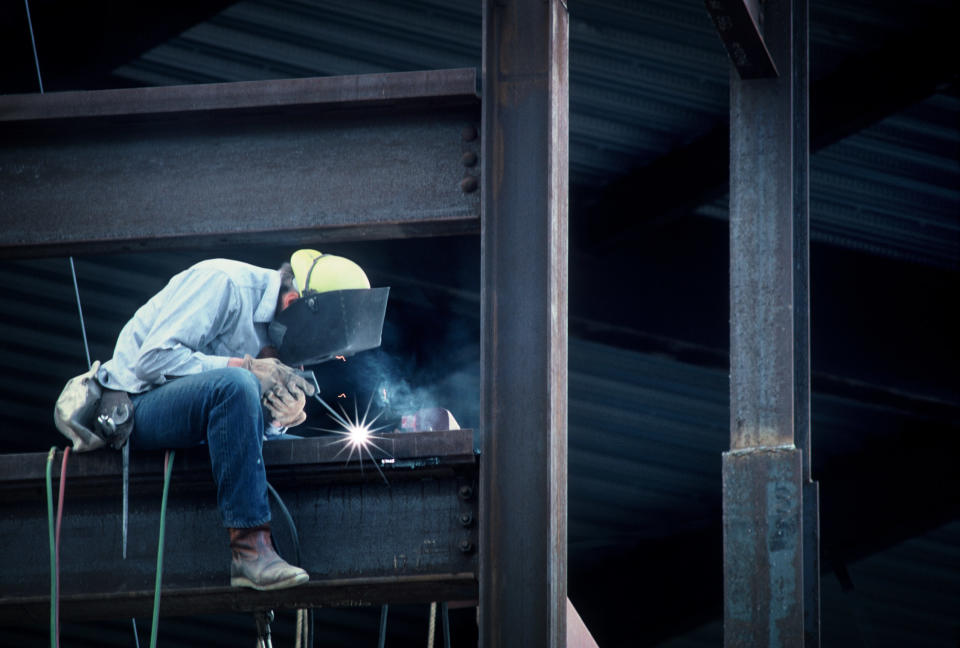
[306,392,393,484]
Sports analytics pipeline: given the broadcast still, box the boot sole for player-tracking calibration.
[231,572,309,591]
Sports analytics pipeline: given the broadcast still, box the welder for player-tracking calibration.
[91,249,388,591]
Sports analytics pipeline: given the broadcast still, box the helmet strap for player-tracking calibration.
[302,253,325,296]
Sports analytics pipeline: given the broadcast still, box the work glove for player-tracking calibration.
[239,355,315,398]
[263,383,308,428]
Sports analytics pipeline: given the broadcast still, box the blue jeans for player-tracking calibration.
[130,367,271,528]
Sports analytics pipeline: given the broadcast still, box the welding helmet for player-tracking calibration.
[269,249,389,366]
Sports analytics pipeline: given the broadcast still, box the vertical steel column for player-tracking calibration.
[791,0,821,644]
[723,0,808,646]
[480,0,569,646]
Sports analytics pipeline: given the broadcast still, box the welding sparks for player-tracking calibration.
[306,392,393,484]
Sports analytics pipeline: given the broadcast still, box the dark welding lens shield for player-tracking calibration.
[269,287,390,366]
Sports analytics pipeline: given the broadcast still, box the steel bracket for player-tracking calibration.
[705,0,779,79]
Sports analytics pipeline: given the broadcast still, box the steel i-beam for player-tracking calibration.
[480,1,569,647]
[0,431,478,623]
[724,0,812,645]
[0,69,480,259]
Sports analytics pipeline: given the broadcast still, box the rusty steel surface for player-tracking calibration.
[704,0,779,79]
[728,3,794,452]
[722,448,804,647]
[725,0,811,644]
[0,70,480,259]
[479,1,569,647]
[0,431,478,623]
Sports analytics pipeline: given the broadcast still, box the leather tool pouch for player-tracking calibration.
[96,389,135,450]
[53,361,135,452]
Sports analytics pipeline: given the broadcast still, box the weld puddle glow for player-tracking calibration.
[306,392,393,484]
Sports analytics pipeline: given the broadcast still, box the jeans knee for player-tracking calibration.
[211,367,261,410]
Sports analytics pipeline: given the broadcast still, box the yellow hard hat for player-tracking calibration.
[290,249,370,296]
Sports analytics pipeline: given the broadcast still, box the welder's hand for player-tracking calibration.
[240,355,315,397]
[263,384,308,428]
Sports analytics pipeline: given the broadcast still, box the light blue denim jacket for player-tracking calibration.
[98,259,282,394]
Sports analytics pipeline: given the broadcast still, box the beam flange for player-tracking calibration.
[8,574,478,625]
[0,69,481,259]
[0,431,478,623]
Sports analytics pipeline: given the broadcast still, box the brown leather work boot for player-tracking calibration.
[228,524,309,591]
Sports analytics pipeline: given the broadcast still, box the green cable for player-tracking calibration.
[45,447,56,648]
[150,449,175,648]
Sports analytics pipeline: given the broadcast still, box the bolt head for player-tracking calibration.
[460,176,478,193]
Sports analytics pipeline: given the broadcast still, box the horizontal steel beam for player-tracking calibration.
[0,69,481,259]
[0,69,480,121]
[0,430,478,623]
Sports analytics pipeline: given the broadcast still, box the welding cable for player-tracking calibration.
[149,449,175,648]
[266,482,301,564]
[294,609,303,648]
[45,448,57,648]
[44,447,71,648]
[131,618,141,648]
[427,601,437,648]
[54,447,70,646]
[24,0,44,93]
[68,257,93,369]
[266,481,315,648]
[441,602,451,648]
[378,604,389,648]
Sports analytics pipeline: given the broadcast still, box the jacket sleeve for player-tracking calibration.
[133,270,240,384]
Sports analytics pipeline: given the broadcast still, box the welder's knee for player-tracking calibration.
[210,367,262,412]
